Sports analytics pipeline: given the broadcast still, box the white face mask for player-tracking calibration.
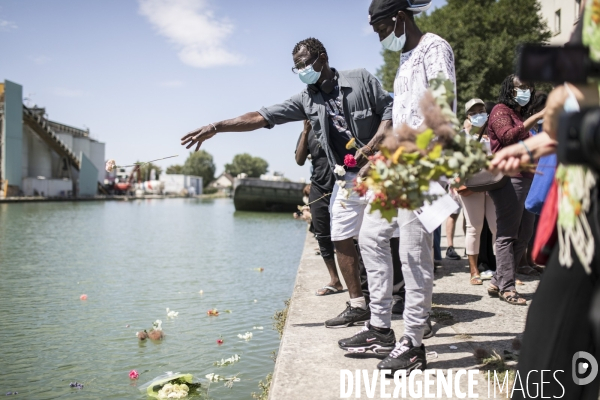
[469,113,488,127]
[381,18,406,52]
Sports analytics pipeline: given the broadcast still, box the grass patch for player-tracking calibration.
[273,298,290,339]
[430,309,454,321]
[454,333,472,340]
[478,350,517,397]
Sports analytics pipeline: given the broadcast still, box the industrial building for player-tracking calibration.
[0,79,105,198]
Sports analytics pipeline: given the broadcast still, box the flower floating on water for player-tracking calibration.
[129,370,139,380]
[79,294,87,300]
[207,309,219,316]
[166,308,179,318]
[105,159,117,173]
[199,290,204,294]
[253,326,263,330]
[157,383,189,399]
[237,332,253,341]
[253,299,258,303]
[216,338,224,345]
[344,154,357,168]
[205,373,240,388]
[334,164,346,177]
[253,268,264,272]
[213,354,241,367]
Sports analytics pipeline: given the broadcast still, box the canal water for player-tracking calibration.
[0,198,307,399]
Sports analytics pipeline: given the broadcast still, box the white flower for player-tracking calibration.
[253,326,263,330]
[336,180,346,188]
[237,332,253,341]
[334,164,346,176]
[166,308,179,318]
[105,159,116,173]
[340,188,350,199]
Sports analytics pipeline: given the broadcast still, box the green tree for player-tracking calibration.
[138,162,162,181]
[182,150,216,187]
[225,153,269,178]
[166,164,183,174]
[377,0,551,118]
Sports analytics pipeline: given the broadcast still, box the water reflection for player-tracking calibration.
[0,198,305,399]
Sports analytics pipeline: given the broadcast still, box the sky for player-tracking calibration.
[0,0,447,181]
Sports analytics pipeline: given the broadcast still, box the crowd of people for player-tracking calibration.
[180,0,600,397]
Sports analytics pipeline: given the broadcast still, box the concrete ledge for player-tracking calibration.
[270,221,538,399]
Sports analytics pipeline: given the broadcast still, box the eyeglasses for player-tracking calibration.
[292,54,320,74]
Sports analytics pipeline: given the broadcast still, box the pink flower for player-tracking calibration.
[217,339,224,345]
[129,370,139,380]
[344,154,357,168]
[79,294,87,300]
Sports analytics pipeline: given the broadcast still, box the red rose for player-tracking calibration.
[344,154,357,168]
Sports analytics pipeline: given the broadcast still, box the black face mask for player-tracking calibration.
[318,70,339,94]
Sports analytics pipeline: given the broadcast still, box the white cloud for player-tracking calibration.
[159,80,184,88]
[30,55,51,65]
[138,0,244,68]
[53,88,85,98]
[0,18,16,31]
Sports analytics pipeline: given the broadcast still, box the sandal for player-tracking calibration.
[315,286,342,296]
[470,275,483,285]
[499,290,527,305]
[487,284,500,297]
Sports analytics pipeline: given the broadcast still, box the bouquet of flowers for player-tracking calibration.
[139,372,203,399]
[355,73,490,222]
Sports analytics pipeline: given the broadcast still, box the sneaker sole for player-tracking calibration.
[341,344,395,355]
[324,319,369,329]
[381,360,427,375]
[423,330,434,339]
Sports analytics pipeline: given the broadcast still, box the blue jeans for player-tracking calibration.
[433,225,442,261]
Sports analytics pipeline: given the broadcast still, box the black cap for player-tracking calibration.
[368,0,432,25]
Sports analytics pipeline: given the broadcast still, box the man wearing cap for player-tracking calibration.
[338,0,456,374]
[180,37,394,328]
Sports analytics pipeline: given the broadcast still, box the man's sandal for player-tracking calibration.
[470,275,483,285]
[315,286,343,296]
[487,284,500,297]
[499,290,527,305]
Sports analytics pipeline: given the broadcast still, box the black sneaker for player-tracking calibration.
[446,246,461,260]
[377,336,427,373]
[423,316,433,339]
[338,323,396,354]
[325,302,370,328]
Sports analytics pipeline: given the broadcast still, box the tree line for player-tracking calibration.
[142,151,269,187]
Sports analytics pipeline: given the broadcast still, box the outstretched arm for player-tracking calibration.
[181,112,268,152]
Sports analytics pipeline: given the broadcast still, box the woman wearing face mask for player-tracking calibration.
[457,98,497,285]
[486,75,544,305]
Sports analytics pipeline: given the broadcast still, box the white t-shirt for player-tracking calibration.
[392,33,456,129]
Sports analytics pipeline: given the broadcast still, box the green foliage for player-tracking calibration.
[273,298,290,339]
[181,151,216,187]
[225,153,269,178]
[251,373,272,400]
[166,164,183,174]
[138,162,162,182]
[376,0,551,119]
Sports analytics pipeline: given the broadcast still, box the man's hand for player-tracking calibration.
[181,125,218,152]
[357,157,372,179]
[489,132,557,176]
[354,146,373,167]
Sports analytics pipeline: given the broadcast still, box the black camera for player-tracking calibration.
[518,44,600,84]
[558,108,600,171]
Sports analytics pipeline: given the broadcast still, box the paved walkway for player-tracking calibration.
[270,217,539,399]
